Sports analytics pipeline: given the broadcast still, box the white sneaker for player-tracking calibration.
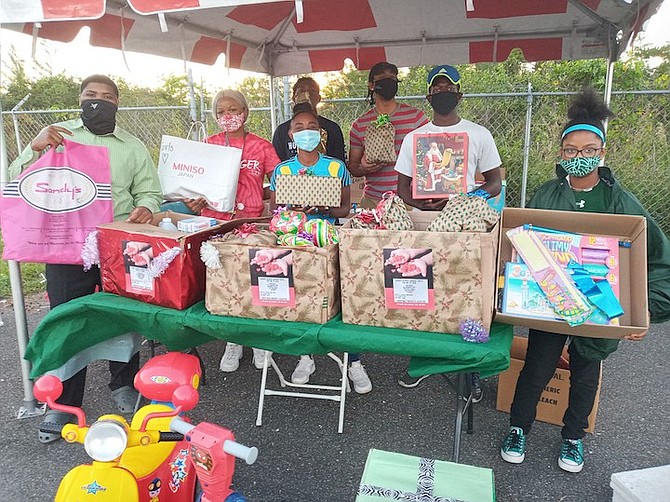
[219,343,243,372]
[291,356,315,384]
[252,348,270,369]
[348,361,373,394]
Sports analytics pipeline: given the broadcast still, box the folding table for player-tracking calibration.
[25,292,514,461]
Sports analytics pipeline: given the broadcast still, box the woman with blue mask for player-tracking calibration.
[269,104,373,394]
[500,88,670,474]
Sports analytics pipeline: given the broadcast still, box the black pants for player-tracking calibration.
[509,329,601,440]
[45,264,139,408]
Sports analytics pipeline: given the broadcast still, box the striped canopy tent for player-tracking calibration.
[0,0,665,416]
[0,0,664,76]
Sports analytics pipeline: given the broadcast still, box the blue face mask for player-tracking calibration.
[292,129,321,152]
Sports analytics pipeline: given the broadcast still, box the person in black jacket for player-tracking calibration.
[500,87,670,473]
[272,77,346,162]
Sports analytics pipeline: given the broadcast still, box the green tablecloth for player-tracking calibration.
[25,292,513,379]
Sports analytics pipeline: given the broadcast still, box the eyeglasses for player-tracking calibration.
[561,147,602,158]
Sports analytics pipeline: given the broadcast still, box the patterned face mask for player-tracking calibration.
[217,113,245,133]
[559,156,600,177]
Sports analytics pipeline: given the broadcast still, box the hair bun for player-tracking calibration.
[567,87,614,123]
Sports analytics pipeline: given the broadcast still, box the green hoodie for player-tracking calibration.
[527,165,670,360]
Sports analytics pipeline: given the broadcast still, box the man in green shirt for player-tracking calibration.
[9,74,162,443]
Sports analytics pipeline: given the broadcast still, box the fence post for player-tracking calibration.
[11,94,30,153]
[520,82,533,208]
[187,69,198,138]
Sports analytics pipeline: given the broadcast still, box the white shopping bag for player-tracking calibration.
[158,134,242,213]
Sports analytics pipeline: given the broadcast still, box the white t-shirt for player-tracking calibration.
[395,119,501,192]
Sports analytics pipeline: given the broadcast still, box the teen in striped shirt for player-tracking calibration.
[348,62,429,209]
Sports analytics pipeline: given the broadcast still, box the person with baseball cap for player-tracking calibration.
[394,64,503,390]
[348,62,429,209]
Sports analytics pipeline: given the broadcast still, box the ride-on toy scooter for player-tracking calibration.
[34,352,258,501]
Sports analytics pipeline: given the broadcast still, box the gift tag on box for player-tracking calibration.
[275,174,342,207]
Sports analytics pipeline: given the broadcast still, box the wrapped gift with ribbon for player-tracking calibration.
[356,449,495,502]
[269,206,307,236]
[303,218,339,247]
[364,114,397,164]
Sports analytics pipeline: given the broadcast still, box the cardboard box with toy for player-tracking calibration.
[495,208,648,339]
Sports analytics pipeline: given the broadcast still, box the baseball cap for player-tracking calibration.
[427,65,461,91]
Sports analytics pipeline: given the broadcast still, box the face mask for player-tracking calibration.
[429,91,460,115]
[81,99,117,135]
[559,156,601,177]
[217,113,245,133]
[292,129,321,152]
[373,78,398,100]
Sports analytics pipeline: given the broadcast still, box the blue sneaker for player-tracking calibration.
[500,426,526,464]
[558,438,584,473]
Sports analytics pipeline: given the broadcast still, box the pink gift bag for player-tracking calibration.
[1,139,114,264]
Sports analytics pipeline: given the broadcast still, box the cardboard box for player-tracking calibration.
[98,211,228,310]
[339,211,499,334]
[206,230,340,323]
[495,208,648,339]
[356,449,495,502]
[496,336,600,433]
[350,176,366,206]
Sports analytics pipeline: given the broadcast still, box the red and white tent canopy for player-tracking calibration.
[0,0,664,76]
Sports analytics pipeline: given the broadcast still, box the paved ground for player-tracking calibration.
[1,295,669,501]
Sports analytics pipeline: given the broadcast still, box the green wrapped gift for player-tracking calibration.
[356,449,495,502]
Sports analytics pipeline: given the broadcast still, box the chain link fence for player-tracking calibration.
[4,90,669,233]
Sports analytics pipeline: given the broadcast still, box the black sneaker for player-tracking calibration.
[397,371,431,388]
[471,373,483,403]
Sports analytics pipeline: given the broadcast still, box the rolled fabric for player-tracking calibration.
[277,234,314,247]
[304,218,339,246]
[270,209,307,236]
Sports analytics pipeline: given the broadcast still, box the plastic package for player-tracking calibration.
[158,217,179,232]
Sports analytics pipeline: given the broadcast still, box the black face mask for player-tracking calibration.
[81,99,117,135]
[429,91,460,116]
[373,78,398,100]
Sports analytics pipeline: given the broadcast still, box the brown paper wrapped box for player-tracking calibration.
[339,211,499,334]
[274,174,342,208]
[206,233,340,324]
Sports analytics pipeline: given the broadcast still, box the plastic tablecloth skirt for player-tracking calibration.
[25,292,513,379]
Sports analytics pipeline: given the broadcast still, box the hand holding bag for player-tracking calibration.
[1,139,114,264]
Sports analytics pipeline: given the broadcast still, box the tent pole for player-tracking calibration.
[603,54,615,133]
[269,75,277,132]
[520,82,533,208]
[0,100,43,420]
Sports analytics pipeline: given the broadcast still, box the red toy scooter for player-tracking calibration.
[34,352,258,501]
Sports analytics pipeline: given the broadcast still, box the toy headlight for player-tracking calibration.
[84,420,128,462]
